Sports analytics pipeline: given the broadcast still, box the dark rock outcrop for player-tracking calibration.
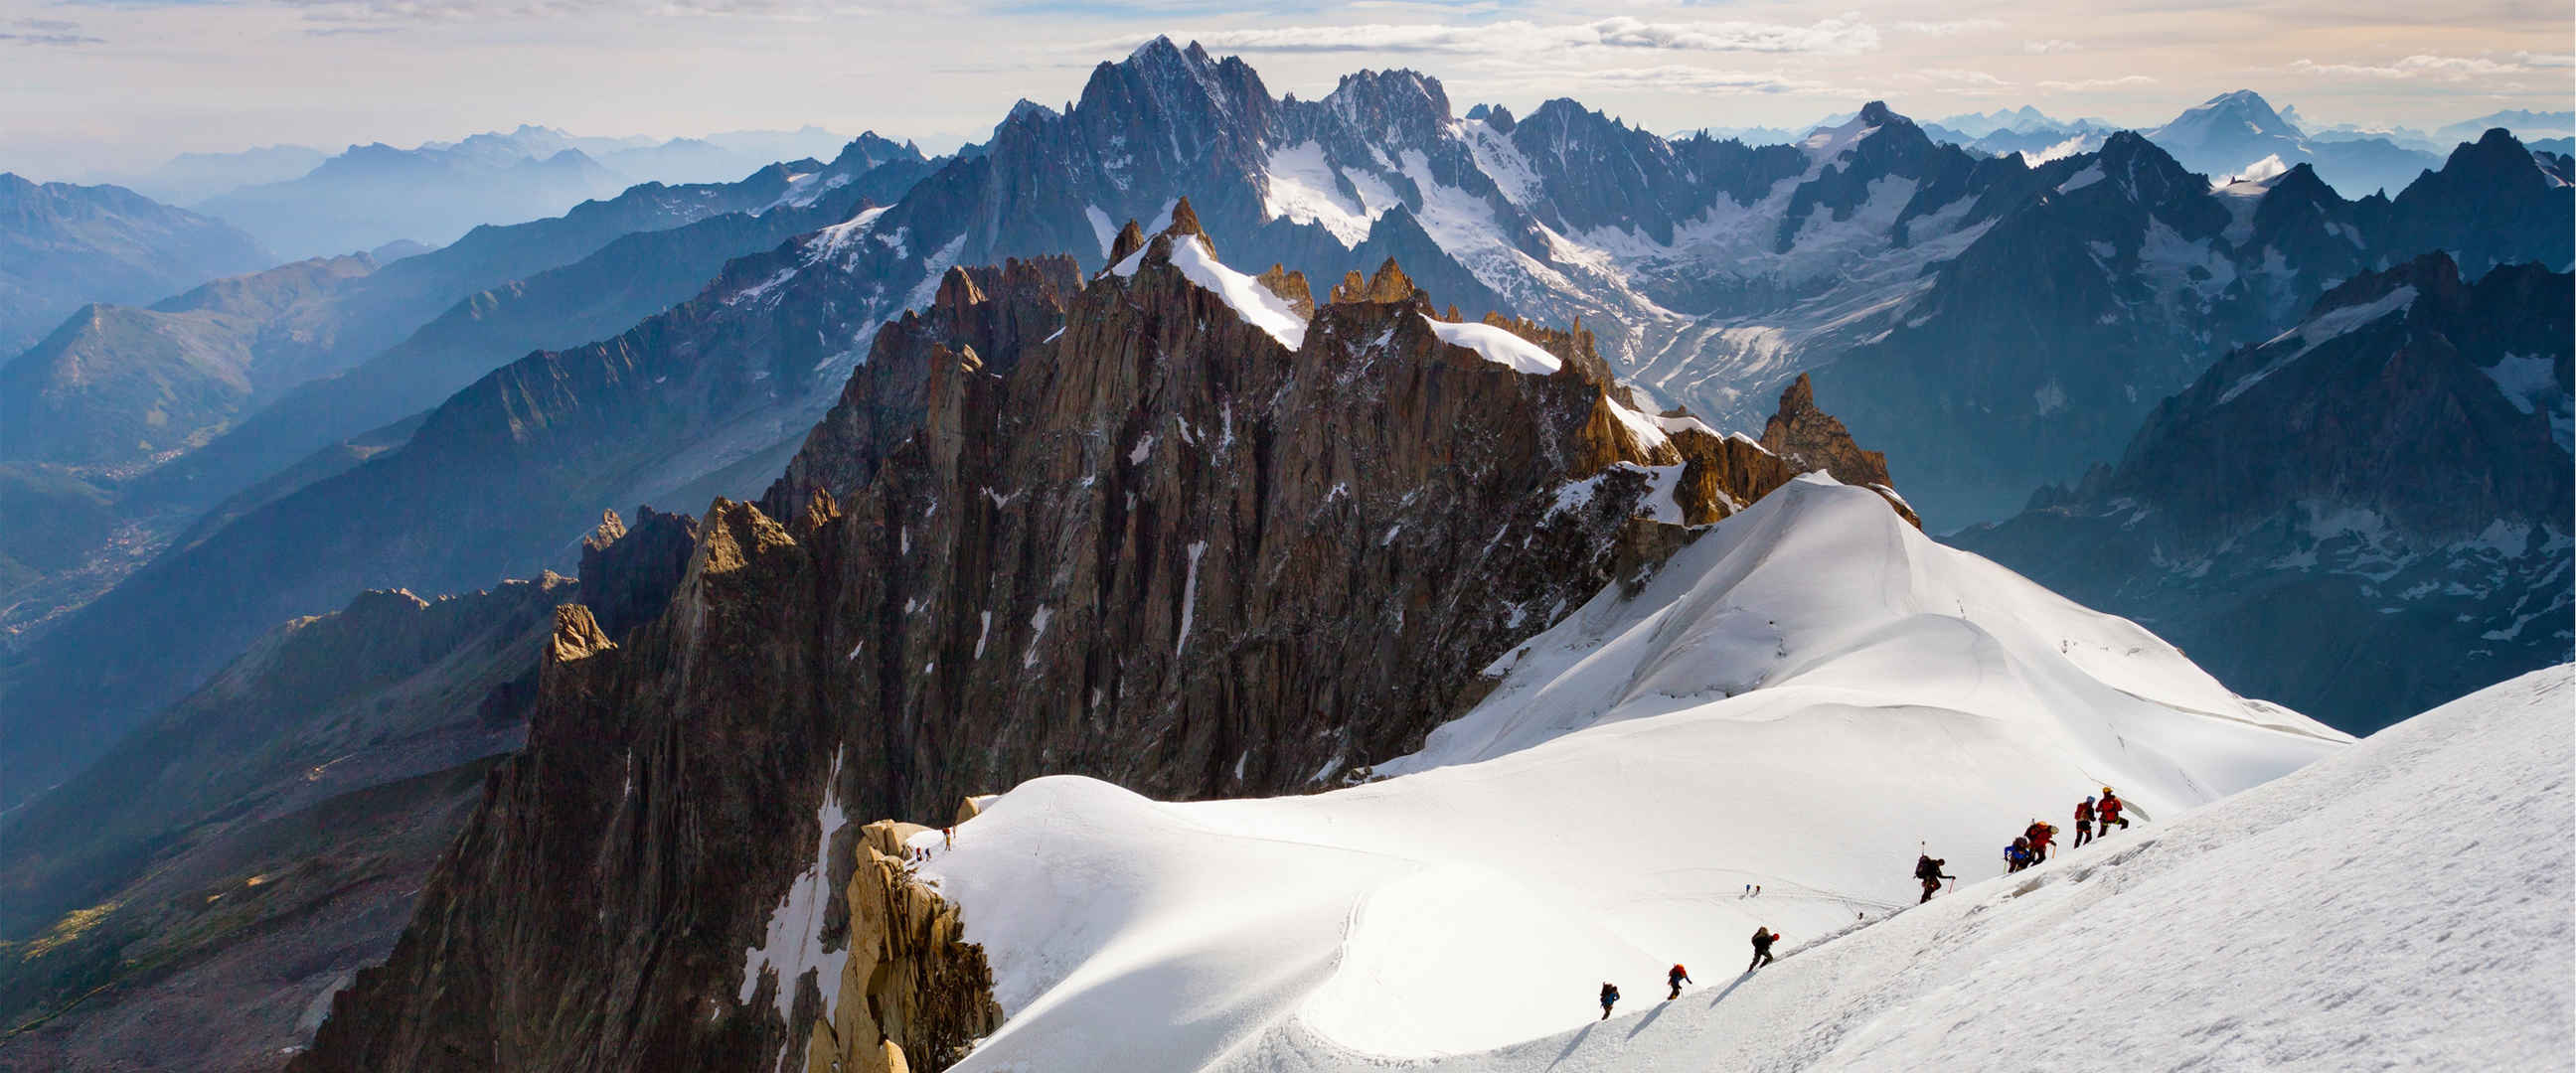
[807,823,1002,1073]
[576,506,703,640]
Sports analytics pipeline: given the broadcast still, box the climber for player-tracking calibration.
[1600,982,1621,1019]
[2073,796,2097,848]
[2006,837,2033,872]
[1668,964,1692,999]
[1914,853,1952,903]
[2026,820,2057,862]
[2098,788,2130,834]
[1747,927,1779,972]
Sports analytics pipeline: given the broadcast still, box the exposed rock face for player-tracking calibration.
[767,257,1083,520]
[804,823,1002,1073]
[1757,374,1919,526]
[576,505,705,640]
[297,213,1908,1071]
[1958,253,2572,732]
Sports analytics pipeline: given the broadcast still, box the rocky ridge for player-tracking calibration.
[293,205,1910,1072]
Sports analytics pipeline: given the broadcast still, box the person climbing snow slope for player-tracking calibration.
[1667,964,1691,999]
[2073,796,2096,848]
[2099,788,2131,834]
[2026,820,2057,862]
[1747,927,1779,972]
[2006,837,2033,872]
[1914,852,1952,903]
[1599,982,1620,1020]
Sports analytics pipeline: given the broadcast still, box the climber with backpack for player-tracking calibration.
[2026,820,2058,863]
[1668,964,1692,999]
[1914,852,1953,903]
[1747,927,1779,972]
[2006,837,2033,872]
[2098,788,2130,834]
[2073,796,2097,848]
[1600,982,1621,1019]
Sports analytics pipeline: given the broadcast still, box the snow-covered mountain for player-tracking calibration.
[1922,108,2115,162]
[2144,90,2442,197]
[916,475,2347,1070]
[828,45,2558,525]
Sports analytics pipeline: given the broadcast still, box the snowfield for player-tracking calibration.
[915,478,2416,1072]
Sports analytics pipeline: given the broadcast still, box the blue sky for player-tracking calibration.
[3,0,2568,176]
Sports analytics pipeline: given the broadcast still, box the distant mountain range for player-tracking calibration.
[172,125,857,259]
[1694,92,2569,201]
[0,136,934,705]
[0,174,275,359]
[1958,252,2570,732]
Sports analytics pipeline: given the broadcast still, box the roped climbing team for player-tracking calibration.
[1609,787,2136,1017]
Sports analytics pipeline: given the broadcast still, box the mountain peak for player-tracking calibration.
[1164,196,1206,240]
[1857,100,1899,127]
[2163,89,2302,141]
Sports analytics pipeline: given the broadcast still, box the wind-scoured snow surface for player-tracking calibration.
[1170,233,1309,350]
[1420,315,1563,375]
[919,479,2358,1072]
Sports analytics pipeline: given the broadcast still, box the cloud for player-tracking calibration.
[1112,15,1881,58]
[1910,68,2010,87]
[2035,75,2158,91]
[2029,74,2153,90]
[2022,39,2080,55]
[1890,18,2002,36]
[270,0,881,20]
[2,18,103,45]
[2290,53,2567,80]
[1522,64,1842,96]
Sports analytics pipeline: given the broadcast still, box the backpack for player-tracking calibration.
[1671,964,1688,980]
[1915,854,1938,880]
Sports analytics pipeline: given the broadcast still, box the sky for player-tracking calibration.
[4,0,2570,179]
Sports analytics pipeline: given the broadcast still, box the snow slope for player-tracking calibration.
[1233,663,2573,1072]
[917,478,2353,1071]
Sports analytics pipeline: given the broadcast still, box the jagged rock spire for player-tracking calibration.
[1108,220,1146,265]
[1328,258,1419,305]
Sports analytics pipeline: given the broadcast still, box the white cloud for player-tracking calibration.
[2290,53,2563,80]
[1507,64,1843,96]
[2037,75,2159,91]
[1107,15,1882,58]
[1890,18,2002,37]
[278,0,881,20]
[2023,39,2080,55]
[2,16,103,44]
[1910,68,2010,87]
